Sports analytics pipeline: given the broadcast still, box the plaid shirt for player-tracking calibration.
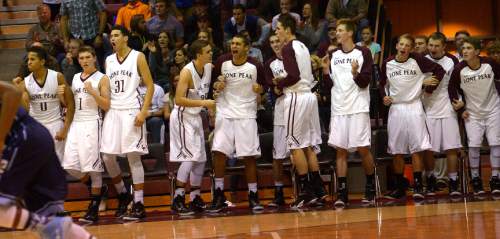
[60,0,105,41]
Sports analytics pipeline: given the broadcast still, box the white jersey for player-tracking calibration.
[449,57,500,119]
[280,40,314,94]
[25,69,62,124]
[329,46,373,115]
[380,53,446,104]
[423,53,458,118]
[215,54,264,119]
[105,49,142,109]
[173,62,212,115]
[72,71,104,122]
[266,57,287,126]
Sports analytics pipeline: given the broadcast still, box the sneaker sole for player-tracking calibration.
[492,189,500,194]
[334,201,346,208]
[412,193,425,200]
[175,211,195,216]
[473,191,486,196]
[449,191,463,197]
[78,218,97,223]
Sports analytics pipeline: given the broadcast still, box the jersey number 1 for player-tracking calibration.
[115,80,125,93]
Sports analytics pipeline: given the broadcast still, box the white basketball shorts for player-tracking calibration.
[426,116,462,152]
[328,112,371,151]
[63,120,104,172]
[169,108,207,162]
[283,92,322,150]
[100,108,148,155]
[212,117,261,158]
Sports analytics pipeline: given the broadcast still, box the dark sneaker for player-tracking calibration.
[172,195,194,216]
[206,188,228,213]
[122,202,146,220]
[79,198,100,223]
[334,188,348,208]
[490,176,500,194]
[115,191,133,218]
[290,193,315,210]
[426,176,437,196]
[362,183,376,204]
[471,177,485,195]
[268,186,285,208]
[188,195,206,213]
[312,176,328,201]
[449,178,462,197]
[384,188,406,200]
[413,181,425,200]
[248,191,264,212]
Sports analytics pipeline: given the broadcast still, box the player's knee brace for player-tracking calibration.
[189,162,205,187]
[127,153,144,184]
[176,161,194,184]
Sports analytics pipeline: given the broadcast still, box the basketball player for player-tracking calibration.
[422,32,462,196]
[275,13,323,209]
[414,35,428,55]
[208,34,266,212]
[264,33,287,207]
[322,19,376,207]
[101,25,154,220]
[448,37,500,195]
[62,46,110,223]
[0,81,94,239]
[170,40,215,215]
[16,46,75,162]
[379,34,445,200]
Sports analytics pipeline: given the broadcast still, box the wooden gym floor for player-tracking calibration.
[1,194,499,239]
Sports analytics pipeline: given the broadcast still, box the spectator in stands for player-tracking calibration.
[197,30,222,60]
[486,40,500,64]
[129,14,153,52]
[223,4,268,46]
[316,21,338,57]
[115,0,152,30]
[43,0,61,21]
[147,31,174,91]
[184,0,223,47]
[26,4,64,58]
[324,0,368,40]
[147,0,184,49]
[60,0,107,67]
[169,48,189,78]
[414,35,428,55]
[61,39,83,85]
[311,54,331,131]
[356,26,381,64]
[138,81,165,143]
[298,2,328,51]
[453,30,470,61]
[15,43,61,79]
[186,13,221,46]
[271,0,301,30]
[240,30,263,63]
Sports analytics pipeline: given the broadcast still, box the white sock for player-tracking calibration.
[134,190,144,203]
[215,178,224,190]
[248,183,257,193]
[448,172,458,181]
[174,188,185,197]
[190,189,201,201]
[274,181,284,187]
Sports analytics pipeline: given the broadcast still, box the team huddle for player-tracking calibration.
[0,12,499,238]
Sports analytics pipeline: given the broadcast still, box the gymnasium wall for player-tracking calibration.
[383,0,498,39]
